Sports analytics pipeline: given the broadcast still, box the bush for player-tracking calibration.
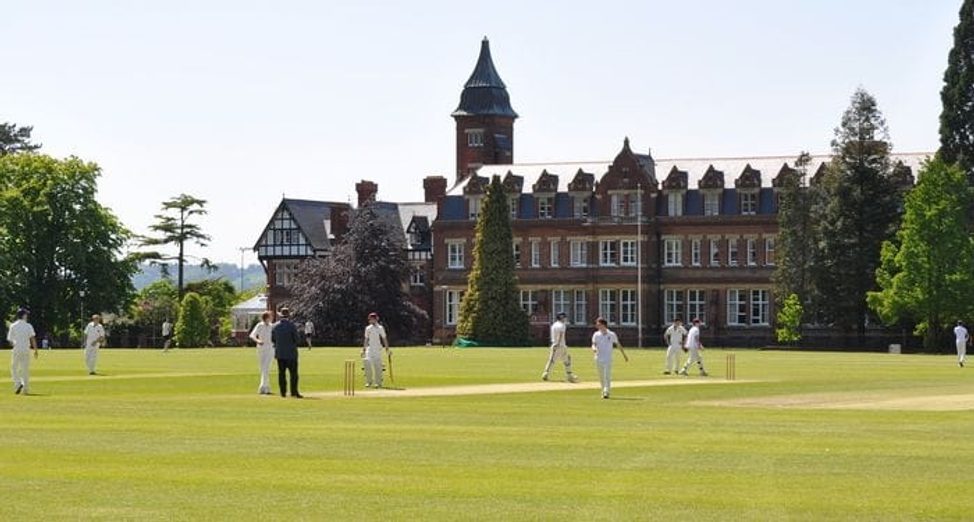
[175,292,209,347]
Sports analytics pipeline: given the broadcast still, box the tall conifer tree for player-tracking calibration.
[456,176,529,345]
[939,0,974,177]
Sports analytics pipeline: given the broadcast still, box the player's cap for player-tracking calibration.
[692,318,701,324]
[555,312,567,320]
[16,308,29,318]
[368,312,379,319]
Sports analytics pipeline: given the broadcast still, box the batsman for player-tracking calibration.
[541,312,578,382]
[362,312,390,388]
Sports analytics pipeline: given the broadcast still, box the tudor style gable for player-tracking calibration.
[254,203,314,259]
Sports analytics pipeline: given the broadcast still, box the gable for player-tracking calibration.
[255,205,314,258]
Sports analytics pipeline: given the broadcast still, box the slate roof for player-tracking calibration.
[450,152,931,195]
[273,199,350,251]
[451,38,518,119]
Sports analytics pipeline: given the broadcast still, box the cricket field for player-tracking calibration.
[1,347,972,520]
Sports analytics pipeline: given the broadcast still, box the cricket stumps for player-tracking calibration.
[343,360,356,396]
[725,353,736,381]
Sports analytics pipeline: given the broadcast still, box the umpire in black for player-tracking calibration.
[271,307,303,398]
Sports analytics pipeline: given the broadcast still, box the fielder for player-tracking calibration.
[82,314,106,375]
[954,320,968,368]
[362,313,389,388]
[161,319,173,351]
[662,317,687,375]
[304,320,315,350]
[679,318,708,376]
[591,317,628,399]
[249,311,275,395]
[7,309,38,395]
[541,312,578,382]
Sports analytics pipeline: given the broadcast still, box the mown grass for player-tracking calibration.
[0,347,971,520]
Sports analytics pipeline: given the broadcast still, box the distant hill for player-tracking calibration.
[133,263,266,292]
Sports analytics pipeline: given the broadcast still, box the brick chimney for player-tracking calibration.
[423,176,447,203]
[355,180,378,207]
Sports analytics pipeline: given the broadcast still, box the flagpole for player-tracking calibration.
[637,182,643,349]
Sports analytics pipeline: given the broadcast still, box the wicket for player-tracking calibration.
[343,360,356,396]
[725,353,736,381]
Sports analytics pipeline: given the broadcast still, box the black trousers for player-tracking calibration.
[277,358,299,396]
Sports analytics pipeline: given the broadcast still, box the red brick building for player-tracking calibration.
[256,38,928,347]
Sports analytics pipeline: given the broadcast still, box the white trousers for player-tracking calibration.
[84,346,99,373]
[665,345,682,372]
[957,341,967,364]
[543,346,574,375]
[682,347,704,373]
[257,345,275,393]
[364,354,383,387]
[596,359,612,396]
[11,350,30,393]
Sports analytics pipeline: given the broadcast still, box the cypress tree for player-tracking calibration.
[174,292,209,347]
[816,88,902,345]
[456,175,530,345]
[939,0,974,177]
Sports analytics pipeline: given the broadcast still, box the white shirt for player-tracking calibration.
[591,329,619,363]
[304,321,315,335]
[364,324,387,355]
[550,321,567,348]
[664,324,687,349]
[250,322,274,347]
[6,320,35,352]
[955,325,969,344]
[84,322,105,349]
[162,322,172,336]
[685,325,701,350]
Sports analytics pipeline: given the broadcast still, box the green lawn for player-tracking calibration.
[1,347,972,520]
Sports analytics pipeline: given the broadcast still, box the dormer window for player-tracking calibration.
[703,192,720,216]
[740,192,758,215]
[538,196,554,219]
[573,196,590,218]
[467,130,485,147]
[667,192,684,216]
[509,196,519,219]
[468,197,482,220]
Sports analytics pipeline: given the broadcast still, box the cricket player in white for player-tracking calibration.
[249,311,275,395]
[591,317,628,399]
[542,312,578,382]
[7,309,38,395]
[362,313,389,388]
[679,318,708,376]
[662,317,687,375]
[161,319,173,351]
[954,320,968,368]
[304,320,315,350]
[83,314,106,375]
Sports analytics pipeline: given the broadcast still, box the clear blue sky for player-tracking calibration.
[1,0,961,263]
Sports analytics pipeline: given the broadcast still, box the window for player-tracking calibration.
[664,289,684,325]
[447,243,464,269]
[691,239,701,267]
[765,237,776,266]
[740,192,758,215]
[530,240,541,268]
[273,260,298,286]
[687,289,706,325]
[704,192,720,216]
[727,289,747,325]
[445,290,464,325]
[468,197,481,220]
[600,240,618,266]
[709,239,720,266]
[747,238,757,266]
[538,197,553,219]
[610,193,640,217]
[573,290,588,325]
[620,289,637,325]
[552,289,570,318]
[467,130,484,147]
[520,290,539,315]
[513,242,521,268]
[599,289,616,324]
[570,240,588,267]
[574,196,590,218]
[667,192,683,216]
[410,268,426,286]
[751,290,769,325]
[509,196,519,219]
[550,240,560,267]
[664,238,682,267]
[728,238,739,266]
[620,240,637,266]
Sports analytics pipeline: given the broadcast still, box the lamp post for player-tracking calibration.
[237,247,248,292]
